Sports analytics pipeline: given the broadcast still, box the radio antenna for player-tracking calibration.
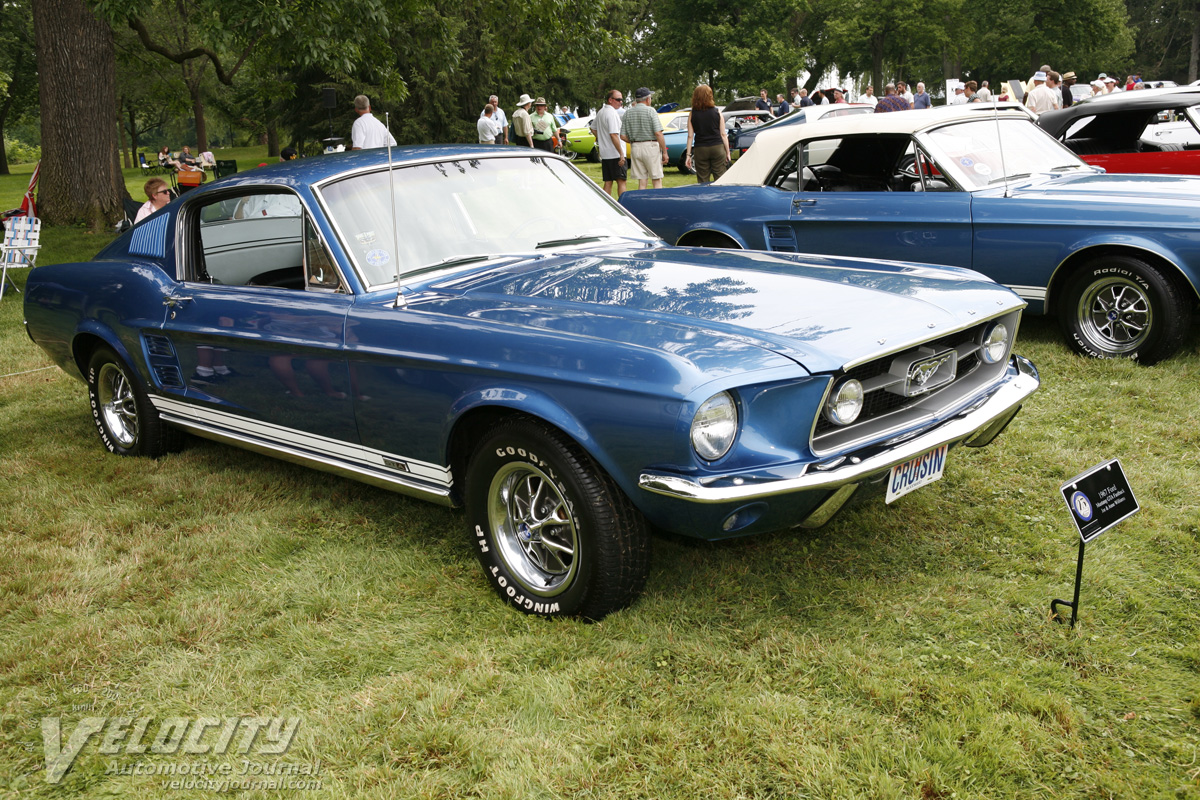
[994,92,1010,198]
[385,112,405,308]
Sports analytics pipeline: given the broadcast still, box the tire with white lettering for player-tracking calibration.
[465,418,649,620]
[86,346,183,457]
[1059,255,1192,365]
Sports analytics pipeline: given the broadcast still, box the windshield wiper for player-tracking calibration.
[406,254,493,277]
[989,172,1031,184]
[536,234,608,249]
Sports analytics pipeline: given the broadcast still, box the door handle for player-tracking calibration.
[163,295,193,307]
[792,198,817,211]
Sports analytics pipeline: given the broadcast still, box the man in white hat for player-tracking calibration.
[1025,70,1061,113]
[512,94,534,148]
[1103,76,1119,94]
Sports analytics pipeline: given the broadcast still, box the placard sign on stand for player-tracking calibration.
[1051,459,1139,627]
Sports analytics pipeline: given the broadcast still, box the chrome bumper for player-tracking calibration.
[638,354,1039,504]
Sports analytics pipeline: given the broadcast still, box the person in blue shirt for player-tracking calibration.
[775,94,791,116]
[912,82,932,109]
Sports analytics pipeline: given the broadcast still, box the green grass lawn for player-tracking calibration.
[1,156,1199,799]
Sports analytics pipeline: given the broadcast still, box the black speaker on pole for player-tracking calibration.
[322,88,337,109]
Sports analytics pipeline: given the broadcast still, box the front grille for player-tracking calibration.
[811,315,1014,453]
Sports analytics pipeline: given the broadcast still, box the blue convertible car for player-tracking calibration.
[24,147,1038,618]
[620,106,1200,364]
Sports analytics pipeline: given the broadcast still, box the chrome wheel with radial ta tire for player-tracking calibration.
[465,418,649,619]
[1059,254,1193,365]
[86,346,184,457]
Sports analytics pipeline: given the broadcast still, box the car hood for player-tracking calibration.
[420,245,1023,376]
[1008,171,1200,203]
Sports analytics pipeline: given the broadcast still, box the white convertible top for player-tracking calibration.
[718,104,1034,186]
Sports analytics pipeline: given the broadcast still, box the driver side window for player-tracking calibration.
[191,191,341,291]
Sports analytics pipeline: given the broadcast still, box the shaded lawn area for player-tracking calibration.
[1,152,1199,799]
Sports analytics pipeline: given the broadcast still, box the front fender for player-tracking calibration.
[446,383,686,503]
[1047,234,1200,308]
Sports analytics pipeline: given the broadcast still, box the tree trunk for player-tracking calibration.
[127,102,141,157]
[266,118,279,158]
[190,83,208,153]
[1191,9,1199,84]
[0,92,11,177]
[118,94,131,169]
[33,0,124,228]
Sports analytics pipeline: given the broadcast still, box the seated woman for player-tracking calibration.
[179,146,203,171]
[157,145,182,172]
[135,178,172,223]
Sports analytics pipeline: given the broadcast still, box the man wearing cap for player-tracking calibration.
[596,89,627,197]
[1026,70,1061,113]
[620,87,669,190]
[512,94,534,147]
[350,95,397,150]
[529,98,558,152]
[1060,72,1077,107]
[1103,76,1119,93]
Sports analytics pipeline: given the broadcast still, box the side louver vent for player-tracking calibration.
[154,366,184,389]
[766,225,797,252]
[144,335,175,358]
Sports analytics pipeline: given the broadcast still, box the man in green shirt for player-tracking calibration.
[620,87,668,190]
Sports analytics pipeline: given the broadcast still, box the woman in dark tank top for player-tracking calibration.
[685,85,731,183]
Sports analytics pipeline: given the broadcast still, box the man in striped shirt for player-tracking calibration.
[620,87,669,190]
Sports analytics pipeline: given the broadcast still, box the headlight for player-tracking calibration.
[691,392,738,461]
[981,321,1010,364]
[823,378,864,426]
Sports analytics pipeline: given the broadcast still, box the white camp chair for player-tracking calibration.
[1,216,41,300]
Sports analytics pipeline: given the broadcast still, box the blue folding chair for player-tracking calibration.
[1,216,41,300]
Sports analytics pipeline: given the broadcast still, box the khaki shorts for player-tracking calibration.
[630,141,664,181]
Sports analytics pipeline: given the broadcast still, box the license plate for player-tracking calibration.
[885,444,948,504]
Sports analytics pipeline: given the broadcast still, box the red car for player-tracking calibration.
[1037,86,1200,174]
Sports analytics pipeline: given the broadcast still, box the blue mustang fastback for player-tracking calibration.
[620,106,1200,364]
[23,147,1038,618]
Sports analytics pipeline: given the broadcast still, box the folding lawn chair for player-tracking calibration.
[1,215,41,300]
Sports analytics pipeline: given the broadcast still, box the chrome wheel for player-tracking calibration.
[97,362,139,448]
[1076,276,1151,355]
[487,461,578,596]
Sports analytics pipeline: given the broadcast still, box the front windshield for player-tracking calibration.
[922,118,1089,190]
[319,156,651,288]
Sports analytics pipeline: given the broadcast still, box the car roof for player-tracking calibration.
[186,145,533,195]
[719,105,1034,185]
[1038,86,1200,134]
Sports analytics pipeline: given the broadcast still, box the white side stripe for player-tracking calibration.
[150,395,452,486]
